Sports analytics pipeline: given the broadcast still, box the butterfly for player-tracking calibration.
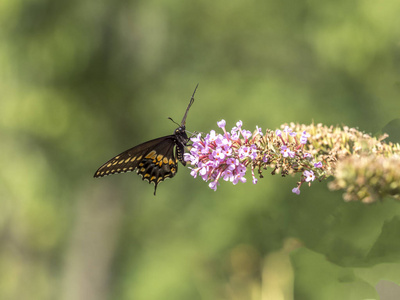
[94,85,198,195]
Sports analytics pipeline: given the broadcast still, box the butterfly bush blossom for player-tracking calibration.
[184,120,400,202]
[184,120,324,194]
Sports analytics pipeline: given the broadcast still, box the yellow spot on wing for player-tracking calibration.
[145,150,157,160]
[163,157,168,164]
[125,158,131,163]
[157,154,163,161]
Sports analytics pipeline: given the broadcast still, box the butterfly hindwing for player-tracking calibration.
[135,137,178,186]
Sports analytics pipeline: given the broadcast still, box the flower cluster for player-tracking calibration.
[184,120,261,191]
[185,120,400,202]
[185,120,324,194]
[328,155,400,203]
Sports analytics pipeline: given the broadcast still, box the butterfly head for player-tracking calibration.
[175,126,185,134]
[175,126,189,145]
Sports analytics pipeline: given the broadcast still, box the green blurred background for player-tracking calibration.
[1,0,400,299]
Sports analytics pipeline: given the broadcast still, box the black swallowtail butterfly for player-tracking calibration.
[94,85,197,195]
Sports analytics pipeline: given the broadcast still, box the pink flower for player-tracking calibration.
[209,181,218,191]
[217,119,226,128]
[304,170,315,182]
[292,187,301,195]
[314,161,323,168]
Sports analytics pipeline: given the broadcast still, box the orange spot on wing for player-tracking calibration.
[145,150,157,160]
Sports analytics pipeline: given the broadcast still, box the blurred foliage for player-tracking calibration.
[1,0,400,299]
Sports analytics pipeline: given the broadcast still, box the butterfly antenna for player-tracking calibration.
[168,117,180,127]
[181,84,198,127]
